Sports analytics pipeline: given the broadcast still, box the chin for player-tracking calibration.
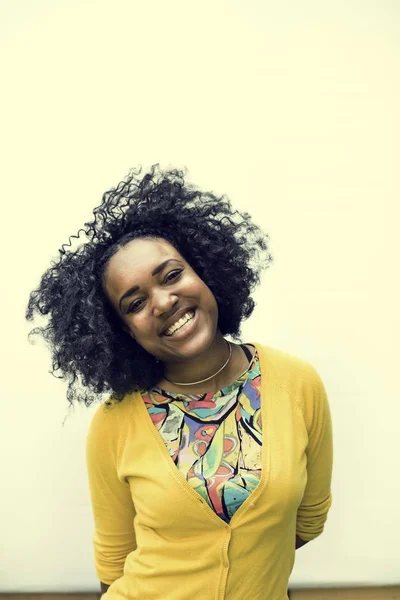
[163,329,216,360]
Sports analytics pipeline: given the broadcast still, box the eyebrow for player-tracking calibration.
[118,259,182,311]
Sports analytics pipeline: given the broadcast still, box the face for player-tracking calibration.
[103,237,220,363]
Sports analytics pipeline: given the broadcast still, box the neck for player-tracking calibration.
[162,333,231,387]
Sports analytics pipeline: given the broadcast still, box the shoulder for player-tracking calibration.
[254,342,320,381]
[86,392,139,451]
[253,342,328,414]
[89,392,133,422]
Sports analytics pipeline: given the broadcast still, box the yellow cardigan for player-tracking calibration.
[86,343,333,599]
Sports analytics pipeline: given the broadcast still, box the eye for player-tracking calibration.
[127,299,144,313]
[126,270,183,314]
[165,269,183,283]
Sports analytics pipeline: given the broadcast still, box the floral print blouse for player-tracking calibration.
[142,345,262,523]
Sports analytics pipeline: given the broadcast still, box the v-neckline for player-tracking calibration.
[131,341,271,530]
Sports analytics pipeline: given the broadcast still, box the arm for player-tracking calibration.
[86,405,137,589]
[296,367,333,543]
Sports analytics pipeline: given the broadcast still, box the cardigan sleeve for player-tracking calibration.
[86,403,137,585]
[296,367,333,542]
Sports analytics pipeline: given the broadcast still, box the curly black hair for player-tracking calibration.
[26,165,273,406]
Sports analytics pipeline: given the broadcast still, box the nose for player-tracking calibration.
[152,291,179,318]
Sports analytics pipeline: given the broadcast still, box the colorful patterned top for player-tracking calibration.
[142,344,262,523]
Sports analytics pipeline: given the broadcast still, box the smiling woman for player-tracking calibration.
[26,165,272,402]
[26,165,333,600]
[103,236,229,388]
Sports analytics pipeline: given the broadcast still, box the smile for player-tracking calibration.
[163,309,197,338]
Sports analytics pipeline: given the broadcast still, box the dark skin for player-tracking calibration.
[100,237,308,595]
[104,237,251,392]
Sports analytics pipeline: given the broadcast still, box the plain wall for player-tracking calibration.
[1,0,399,591]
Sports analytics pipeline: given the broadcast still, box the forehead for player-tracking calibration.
[105,237,184,292]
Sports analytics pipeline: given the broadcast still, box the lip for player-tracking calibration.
[162,309,197,342]
[160,307,196,336]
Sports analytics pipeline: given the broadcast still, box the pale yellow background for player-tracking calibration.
[1,0,399,592]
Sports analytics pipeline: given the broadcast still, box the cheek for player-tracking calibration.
[129,313,151,335]
[200,285,218,314]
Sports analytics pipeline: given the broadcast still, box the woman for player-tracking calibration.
[26,165,333,600]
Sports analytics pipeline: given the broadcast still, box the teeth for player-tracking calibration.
[165,311,194,336]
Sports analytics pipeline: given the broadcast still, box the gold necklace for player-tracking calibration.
[163,339,232,386]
